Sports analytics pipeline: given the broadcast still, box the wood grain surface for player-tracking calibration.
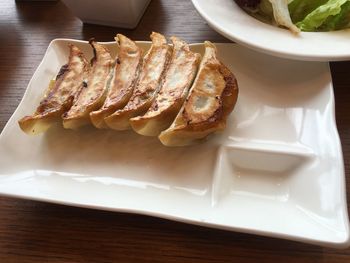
[0,0,350,262]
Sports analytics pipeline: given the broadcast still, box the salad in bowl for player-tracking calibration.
[235,0,350,33]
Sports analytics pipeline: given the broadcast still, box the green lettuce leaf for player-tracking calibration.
[320,1,350,30]
[288,0,329,23]
[295,0,350,31]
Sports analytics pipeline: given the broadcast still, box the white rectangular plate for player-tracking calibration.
[0,39,349,248]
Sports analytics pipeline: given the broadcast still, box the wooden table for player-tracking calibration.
[1,0,349,262]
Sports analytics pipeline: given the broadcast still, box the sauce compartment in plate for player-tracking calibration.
[212,142,314,206]
[209,142,348,245]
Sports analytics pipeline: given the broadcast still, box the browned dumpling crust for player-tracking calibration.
[130,37,201,136]
[63,40,113,130]
[159,41,239,146]
[18,44,90,135]
[104,32,172,130]
[90,34,143,129]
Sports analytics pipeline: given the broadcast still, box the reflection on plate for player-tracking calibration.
[191,0,350,61]
[0,39,349,248]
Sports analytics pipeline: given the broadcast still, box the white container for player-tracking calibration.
[61,0,152,29]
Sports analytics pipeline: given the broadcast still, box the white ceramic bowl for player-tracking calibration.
[192,0,350,61]
[61,0,151,29]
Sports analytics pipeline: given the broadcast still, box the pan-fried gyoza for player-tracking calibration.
[105,32,171,130]
[159,41,239,146]
[63,40,113,130]
[18,34,239,147]
[18,44,90,135]
[90,34,143,129]
[129,37,201,136]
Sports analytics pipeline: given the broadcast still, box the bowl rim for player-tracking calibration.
[191,0,350,61]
